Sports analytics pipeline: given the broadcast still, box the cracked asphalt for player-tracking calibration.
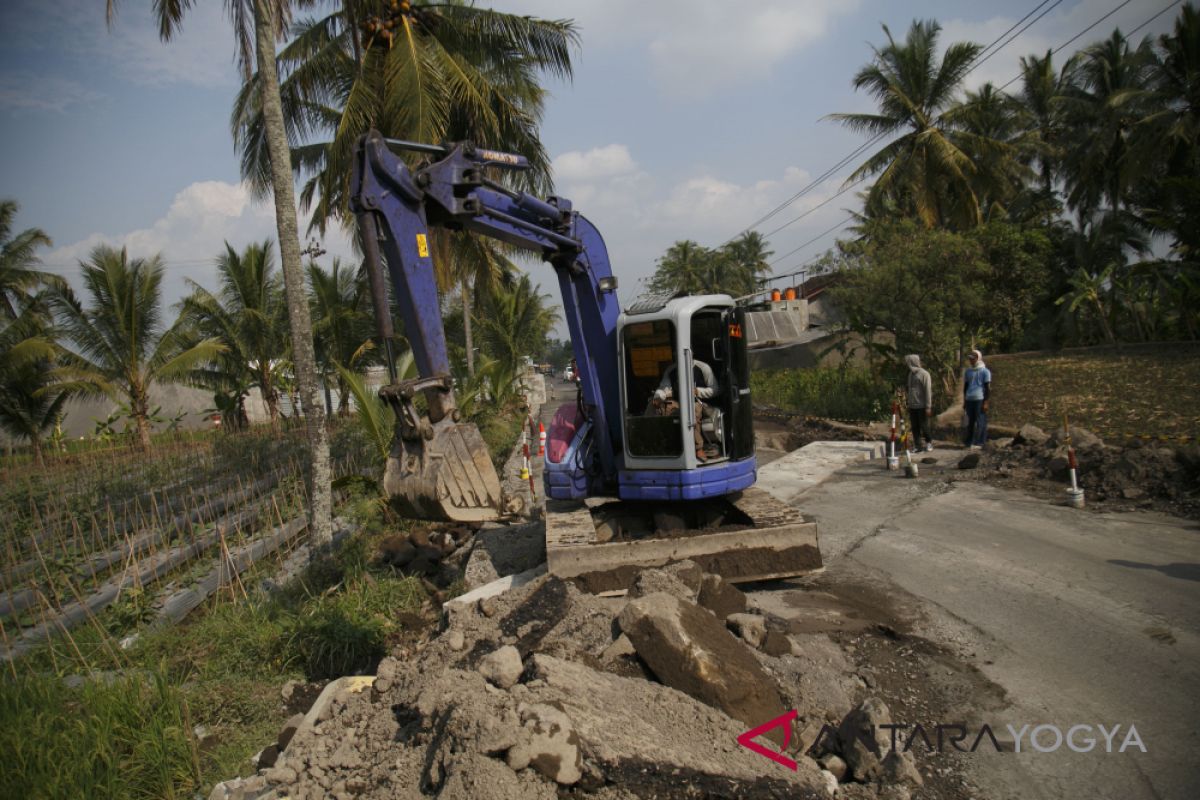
[772,450,1200,800]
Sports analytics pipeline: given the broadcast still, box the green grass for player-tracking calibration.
[751,365,892,422]
[988,343,1200,443]
[2,394,528,796]
[0,668,201,800]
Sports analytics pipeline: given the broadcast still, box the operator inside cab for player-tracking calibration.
[647,360,719,461]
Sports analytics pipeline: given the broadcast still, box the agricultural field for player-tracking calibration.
[987,343,1200,444]
[0,409,526,798]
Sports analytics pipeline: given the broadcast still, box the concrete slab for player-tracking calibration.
[756,440,885,504]
[443,564,547,613]
[545,487,821,592]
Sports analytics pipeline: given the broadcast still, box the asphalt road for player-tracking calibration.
[784,452,1200,800]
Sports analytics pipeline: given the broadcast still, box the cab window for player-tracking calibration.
[622,319,681,458]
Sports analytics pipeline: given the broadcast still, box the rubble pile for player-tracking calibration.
[975,424,1200,517]
[212,562,929,800]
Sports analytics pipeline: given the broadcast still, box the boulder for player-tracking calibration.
[696,573,747,620]
[530,655,828,794]
[1013,424,1049,447]
[618,592,788,746]
[820,753,848,781]
[479,646,524,689]
[957,453,981,470]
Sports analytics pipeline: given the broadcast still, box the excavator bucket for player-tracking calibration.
[379,382,504,523]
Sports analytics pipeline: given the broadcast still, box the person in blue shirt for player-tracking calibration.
[963,349,991,449]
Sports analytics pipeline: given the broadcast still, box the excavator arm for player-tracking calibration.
[349,130,622,520]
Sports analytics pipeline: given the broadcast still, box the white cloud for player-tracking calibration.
[44,180,356,310]
[503,0,860,98]
[0,74,103,113]
[552,144,637,181]
[546,144,850,304]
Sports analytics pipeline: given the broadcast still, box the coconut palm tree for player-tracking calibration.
[827,20,988,229]
[1017,51,1072,195]
[178,240,290,423]
[0,199,59,319]
[230,1,577,233]
[50,245,222,452]
[1057,30,1159,219]
[108,0,335,542]
[720,232,774,297]
[308,257,375,413]
[476,273,559,374]
[951,83,1034,220]
[0,299,71,467]
[229,2,575,376]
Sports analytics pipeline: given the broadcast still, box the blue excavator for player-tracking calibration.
[350,131,819,586]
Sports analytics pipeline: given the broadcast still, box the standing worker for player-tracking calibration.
[904,354,934,452]
[963,349,992,449]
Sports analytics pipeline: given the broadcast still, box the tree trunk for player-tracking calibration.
[31,433,44,469]
[254,0,333,546]
[134,411,152,452]
[462,277,475,377]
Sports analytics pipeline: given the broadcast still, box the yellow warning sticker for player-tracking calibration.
[416,234,429,258]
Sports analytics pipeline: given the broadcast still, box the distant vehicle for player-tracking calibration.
[563,365,575,381]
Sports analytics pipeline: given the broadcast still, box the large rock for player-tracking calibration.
[618,593,788,746]
[696,573,747,620]
[1050,426,1104,450]
[1013,424,1048,447]
[957,452,981,470]
[531,655,828,795]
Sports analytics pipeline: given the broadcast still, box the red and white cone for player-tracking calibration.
[538,422,546,457]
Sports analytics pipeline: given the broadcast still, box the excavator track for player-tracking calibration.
[545,487,822,593]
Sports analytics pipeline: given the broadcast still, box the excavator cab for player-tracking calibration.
[617,294,755,493]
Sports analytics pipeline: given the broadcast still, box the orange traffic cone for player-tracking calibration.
[538,422,546,456]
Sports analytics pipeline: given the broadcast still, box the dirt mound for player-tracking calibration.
[962,424,1200,518]
[755,411,877,452]
[215,564,923,800]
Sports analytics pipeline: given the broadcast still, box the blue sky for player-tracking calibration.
[0,0,1179,330]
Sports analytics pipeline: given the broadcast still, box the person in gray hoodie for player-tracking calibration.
[905,354,934,451]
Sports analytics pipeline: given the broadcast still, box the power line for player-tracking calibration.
[719,0,1064,247]
[749,0,1174,277]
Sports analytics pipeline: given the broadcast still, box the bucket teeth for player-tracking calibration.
[383,420,503,522]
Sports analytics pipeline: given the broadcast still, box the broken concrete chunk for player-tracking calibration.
[479,645,524,689]
[661,560,704,593]
[761,629,794,657]
[600,633,636,663]
[1013,423,1048,447]
[519,703,583,785]
[726,613,767,649]
[696,573,747,620]
[837,697,893,781]
[617,592,788,746]
[881,751,924,787]
[628,568,696,602]
[277,713,304,751]
[819,753,848,781]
